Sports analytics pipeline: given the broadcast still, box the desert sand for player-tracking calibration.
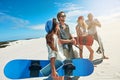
[0,31,120,80]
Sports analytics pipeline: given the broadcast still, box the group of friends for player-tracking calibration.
[45,11,109,80]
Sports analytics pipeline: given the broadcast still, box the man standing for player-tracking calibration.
[85,13,108,59]
[57,11,79,80]
[57,11,78,59]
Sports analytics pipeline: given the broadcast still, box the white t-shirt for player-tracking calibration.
[47,34,66,61]
[85,19,98,35]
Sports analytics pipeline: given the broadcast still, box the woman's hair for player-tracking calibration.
[77,16,88,29]
[52,18,57,33]
[46,18,58,51]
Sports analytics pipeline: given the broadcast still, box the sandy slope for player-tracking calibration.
[0,38,48,80]
[0,35,120,80]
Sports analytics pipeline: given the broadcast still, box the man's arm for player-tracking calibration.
[59,39,73,44]
[94,19,101,27]
[68,25,76,45]
[58,24,75,45]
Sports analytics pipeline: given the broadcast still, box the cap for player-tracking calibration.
[45,20,53,33]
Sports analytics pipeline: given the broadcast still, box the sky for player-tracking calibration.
[0,0,120,41]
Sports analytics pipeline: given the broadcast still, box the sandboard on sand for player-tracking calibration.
[4,58,94,79]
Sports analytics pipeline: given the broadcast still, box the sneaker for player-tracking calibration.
[96,49,102,54]
[96,47,102,54]
[103,56,109,59]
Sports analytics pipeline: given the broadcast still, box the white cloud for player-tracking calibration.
[54,1,120,37]
[55,2,83,12]
[54,2,90,35]
[66,10,89,21]
[96,12,120,25]
[55,2,89,22]
[0,12,29,28]
[0,12,46,31]
[85,0,120,16]
[29,24,45,30]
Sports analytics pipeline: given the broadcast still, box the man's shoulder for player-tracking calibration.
[85,19,89,22]
[65,23,69,27]
[85,20,89,24]
[94,19,99,22]
[59,23,69,27]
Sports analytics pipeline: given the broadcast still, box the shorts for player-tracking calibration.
[79,35,93,46]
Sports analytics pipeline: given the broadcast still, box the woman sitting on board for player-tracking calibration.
[45,18,66,80]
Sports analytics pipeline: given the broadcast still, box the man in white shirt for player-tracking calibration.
[85,13,108,59]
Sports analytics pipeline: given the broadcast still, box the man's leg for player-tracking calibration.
[94,33,108,59]
[68,44,76,59]
[73,50,80,58]
[94,33,104,53]
[63,49,71,59]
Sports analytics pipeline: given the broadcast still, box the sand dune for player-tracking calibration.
[0,35,120,80]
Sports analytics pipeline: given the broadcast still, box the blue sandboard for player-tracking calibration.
[4,58,94,79]
[57,58,94,76]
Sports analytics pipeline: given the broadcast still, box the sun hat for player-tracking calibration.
[45,20,53,33]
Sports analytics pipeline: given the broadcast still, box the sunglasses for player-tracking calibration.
[60,15,66,17]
